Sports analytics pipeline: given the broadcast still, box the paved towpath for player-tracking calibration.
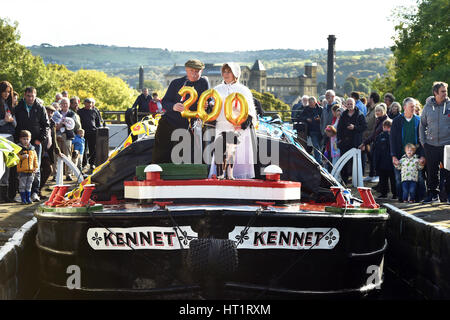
[0,179,79,247]
[351,180,450,229]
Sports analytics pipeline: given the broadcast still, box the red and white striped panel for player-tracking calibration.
[124,179,301,201]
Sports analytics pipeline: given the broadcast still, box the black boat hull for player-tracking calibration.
[35,206,388,299]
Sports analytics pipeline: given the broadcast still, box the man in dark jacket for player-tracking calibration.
[132,88,152,116]
[78,98,101,171]
[299,96,323,164]
[291,95,309,123]
[337,98,367,185]
[15,86,50,201]
[152,59,210,164]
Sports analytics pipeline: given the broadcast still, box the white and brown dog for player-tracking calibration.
[214,131,241,180]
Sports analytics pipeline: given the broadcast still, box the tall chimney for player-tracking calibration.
[139,66,144,90]
[327,35,336,90]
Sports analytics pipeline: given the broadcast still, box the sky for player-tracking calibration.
[2,0,417,52]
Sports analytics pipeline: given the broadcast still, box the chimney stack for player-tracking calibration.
[327,35,336,90]
[139,66,144,90]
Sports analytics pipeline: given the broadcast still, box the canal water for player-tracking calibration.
[371,267,423,300]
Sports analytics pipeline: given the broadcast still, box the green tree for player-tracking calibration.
[0,18,139,110]
[371,57,397,97]
[389,0,449,102]
[0,18,59,103]
[64,69,138,111]
[251,90,290,121]
[343,81,354,95]
[142,80,163,93]
[346,76,359,90]
[356,78,371,94]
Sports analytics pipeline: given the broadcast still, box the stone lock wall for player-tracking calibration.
[384,204,450,299]
[0,218,39,299]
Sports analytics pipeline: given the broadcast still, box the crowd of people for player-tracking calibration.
[0,81,102,204]
[1,68,448,206]
[291,82,450,204]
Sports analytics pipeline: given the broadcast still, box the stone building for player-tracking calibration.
[163,60,317,106]
[264,63,317,107]
[241,60,267,92]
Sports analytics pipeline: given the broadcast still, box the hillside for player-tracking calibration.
[29,44,392,89]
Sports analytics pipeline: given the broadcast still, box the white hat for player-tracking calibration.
[222,62,241,81]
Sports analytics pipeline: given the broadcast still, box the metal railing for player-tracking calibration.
[101,111,126,124]
[101,110,295,124]
[101,111,153,124]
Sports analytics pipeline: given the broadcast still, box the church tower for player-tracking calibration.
[249,60,267,92]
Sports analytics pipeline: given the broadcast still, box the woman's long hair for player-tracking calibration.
[0,81,14,111]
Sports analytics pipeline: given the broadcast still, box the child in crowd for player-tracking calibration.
[149,92,164,116]
[372,119,396,199]
[72,128,85,175]
[394,143,424,203]
[17,130,38,204]
[323,125,340,171]
[331,104,343,127]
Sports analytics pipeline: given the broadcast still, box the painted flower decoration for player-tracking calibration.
[91,232,103,246]
[325,231,337,246]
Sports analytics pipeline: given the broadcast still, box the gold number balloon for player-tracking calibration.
[224,92,249,126]
[178,86,198,119]
[197,89,222,123]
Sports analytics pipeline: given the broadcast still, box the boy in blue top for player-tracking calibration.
[72,128,85,174]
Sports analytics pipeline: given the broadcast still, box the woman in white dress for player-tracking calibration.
[209,62,257,179]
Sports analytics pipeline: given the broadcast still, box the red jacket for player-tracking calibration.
[148,99,164,114]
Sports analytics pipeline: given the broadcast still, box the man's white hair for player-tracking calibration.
[325,89,336,96]
[60,97,70,105]
[346,97,356,105]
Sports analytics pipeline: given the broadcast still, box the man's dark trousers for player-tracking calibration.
[423,143,450,197]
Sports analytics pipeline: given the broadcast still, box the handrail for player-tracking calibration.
[101,111,153,124]
[100,110,294,125]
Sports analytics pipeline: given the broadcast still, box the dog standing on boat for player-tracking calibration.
[214,131,241,180]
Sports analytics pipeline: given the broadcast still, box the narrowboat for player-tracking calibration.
[34,117,388,299]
